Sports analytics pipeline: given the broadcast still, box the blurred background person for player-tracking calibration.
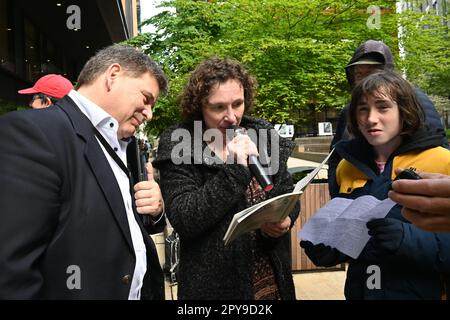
[18,74,73,109]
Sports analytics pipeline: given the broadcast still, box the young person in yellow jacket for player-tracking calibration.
[301,70,450,299]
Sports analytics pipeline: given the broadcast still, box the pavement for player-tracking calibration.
[163,270,346,300]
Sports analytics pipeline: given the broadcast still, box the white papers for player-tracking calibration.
[299,195,396,259]
[223,149,334,246]
[223,191,302,246]
[293,148,334,193]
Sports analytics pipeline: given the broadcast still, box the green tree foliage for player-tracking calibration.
[397,8,449,97]
[129,0,447,136]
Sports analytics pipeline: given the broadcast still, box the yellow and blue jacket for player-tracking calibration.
[330,128,450,299]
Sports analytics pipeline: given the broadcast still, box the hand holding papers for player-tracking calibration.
[223,191,302,245]
[299,195,396,259]
[223,149,334,245]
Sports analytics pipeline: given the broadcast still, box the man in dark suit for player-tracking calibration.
[0,45,168,299]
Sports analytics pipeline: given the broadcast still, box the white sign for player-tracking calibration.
[318,122,332,136]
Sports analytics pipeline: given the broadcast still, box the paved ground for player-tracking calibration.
[293,270,346,300]
[163,270,346,300]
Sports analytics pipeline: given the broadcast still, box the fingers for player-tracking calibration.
[261,225,283,238]
[401,207,450,232]
[135,188,163,216]
[366,218,387,229]
[278,216,291,229]
[261,219,291,238]
[394,168,448,180]
[262,217,291,237]
[133,174,163,216]
[390,174,450,197]
[135,201,163,216]
[389,189,450,214]
[299,240,313,249]
[417,172,450,180]
[227,135,258,165]
[261,224,284,238]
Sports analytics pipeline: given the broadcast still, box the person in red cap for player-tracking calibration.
[18,74,73,109]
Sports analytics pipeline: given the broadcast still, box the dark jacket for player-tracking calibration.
[328,41,448,192]
[330,128,450,299]
[0,97,165,299]
[153,116,299,300]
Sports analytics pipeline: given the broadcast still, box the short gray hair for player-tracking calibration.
[76,45,168,94]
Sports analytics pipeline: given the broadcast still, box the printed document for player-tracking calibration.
[299,195,396,259]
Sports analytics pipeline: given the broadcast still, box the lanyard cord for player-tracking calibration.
[94,129,131,180]
[94,129,153,226]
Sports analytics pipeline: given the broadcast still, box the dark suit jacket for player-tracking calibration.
[0,96,165,299]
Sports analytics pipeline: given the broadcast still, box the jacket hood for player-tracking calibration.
[335,125,443,177]
[346,40,395,87]
[394,126,444,156]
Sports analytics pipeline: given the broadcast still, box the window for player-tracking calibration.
[23,17,41,81]
[0,0,15,73]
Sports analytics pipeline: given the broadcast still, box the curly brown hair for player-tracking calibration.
[347,70,424,139]
[180,57,256,120]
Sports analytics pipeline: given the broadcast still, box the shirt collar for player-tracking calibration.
[68,90,129,156]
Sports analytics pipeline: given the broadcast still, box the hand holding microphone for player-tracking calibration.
[134,162,164,218]
[227,125,273,192]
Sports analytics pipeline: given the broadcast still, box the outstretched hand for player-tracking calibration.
[389,169,450,232]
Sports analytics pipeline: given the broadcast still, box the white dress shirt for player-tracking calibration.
[68,90,147,300]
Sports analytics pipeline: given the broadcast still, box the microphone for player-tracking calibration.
[228,125,273,192]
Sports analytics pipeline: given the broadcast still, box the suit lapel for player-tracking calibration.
[85,136,134,251]
[58,96,135,251]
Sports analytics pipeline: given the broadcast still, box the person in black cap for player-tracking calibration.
[327,40,448,192]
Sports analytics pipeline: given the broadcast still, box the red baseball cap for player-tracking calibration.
[18,74,73,99]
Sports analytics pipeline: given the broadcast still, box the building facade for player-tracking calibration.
[0,0,139,113]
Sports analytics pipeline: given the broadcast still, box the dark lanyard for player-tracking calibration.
[94,129,152,226]
[94,129,131,181]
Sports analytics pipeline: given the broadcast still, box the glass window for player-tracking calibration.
[0,0,15,73]
[24,17,41,82]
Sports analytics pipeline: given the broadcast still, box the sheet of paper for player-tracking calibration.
[293,148,334,193]
[299,196,396,259]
